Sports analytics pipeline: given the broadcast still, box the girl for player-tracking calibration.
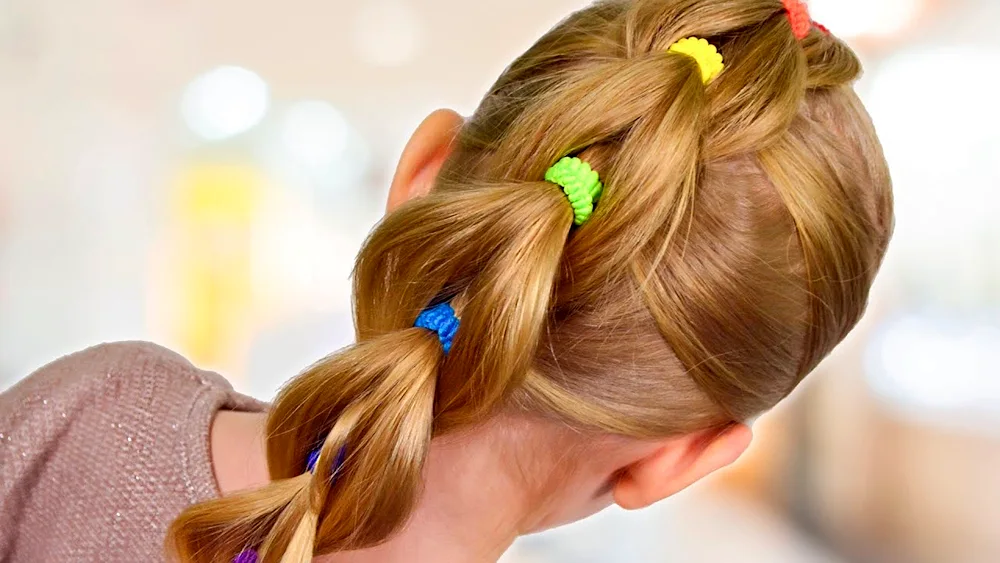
[0,0,894,561]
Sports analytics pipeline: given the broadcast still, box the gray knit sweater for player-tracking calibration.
[0,342,266,562]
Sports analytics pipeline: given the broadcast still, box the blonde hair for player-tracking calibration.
[167,0,893,561]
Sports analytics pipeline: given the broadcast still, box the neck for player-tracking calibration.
[211,411,527,563]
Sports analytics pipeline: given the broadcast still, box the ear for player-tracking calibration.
[386,108,464,213]
[613,423,753,510]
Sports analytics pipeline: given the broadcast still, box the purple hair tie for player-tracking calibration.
[233,549,258,563]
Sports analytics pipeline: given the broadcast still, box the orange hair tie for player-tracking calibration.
[782,0,812,40]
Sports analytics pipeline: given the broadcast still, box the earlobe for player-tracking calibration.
[386,109,465,213]
[613,424,752,510]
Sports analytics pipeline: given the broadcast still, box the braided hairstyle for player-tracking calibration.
[167,0,893,561]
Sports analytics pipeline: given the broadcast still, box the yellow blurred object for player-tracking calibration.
[169,162,263,368]
[174,164,261,222]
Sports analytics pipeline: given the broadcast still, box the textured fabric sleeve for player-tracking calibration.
[0,341,265,562]
[0,343,144,559]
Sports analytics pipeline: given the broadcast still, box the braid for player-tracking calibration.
[167,1,894,560]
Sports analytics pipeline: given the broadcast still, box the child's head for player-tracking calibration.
[170,0,892,560]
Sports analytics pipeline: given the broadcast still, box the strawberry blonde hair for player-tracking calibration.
[168,0,893,561]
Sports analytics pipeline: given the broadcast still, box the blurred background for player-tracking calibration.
[1,0,997,561]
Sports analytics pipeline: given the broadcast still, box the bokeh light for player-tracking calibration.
[280,101,351,170]
[863,47,1000,306]
[180,66,270,141]
[866,313,1000,418]
[273,100,371,199]
[811,0,922,38]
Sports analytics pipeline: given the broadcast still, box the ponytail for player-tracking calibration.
[170,176,578,561]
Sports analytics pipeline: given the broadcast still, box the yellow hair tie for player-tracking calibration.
[668,37,725,84]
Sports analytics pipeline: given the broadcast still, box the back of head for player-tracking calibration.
[168,1,893,561]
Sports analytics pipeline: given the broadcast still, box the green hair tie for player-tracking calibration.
[545,157,604,226]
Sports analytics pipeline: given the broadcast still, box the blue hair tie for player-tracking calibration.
[414,302,460,354]
[306,444,348,477]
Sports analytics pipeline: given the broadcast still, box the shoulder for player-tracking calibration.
[0,341,266,452]
[29,340,216,386]
[0,342,264,558]
[0,341,247,468]
[3,341,235,408]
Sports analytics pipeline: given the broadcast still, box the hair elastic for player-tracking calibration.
[813,21,831,35]
[667,37,725,84]
[307,444,348,476]
[782,0,812,40]
[414,302,461,353]
[546,157,604,226]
